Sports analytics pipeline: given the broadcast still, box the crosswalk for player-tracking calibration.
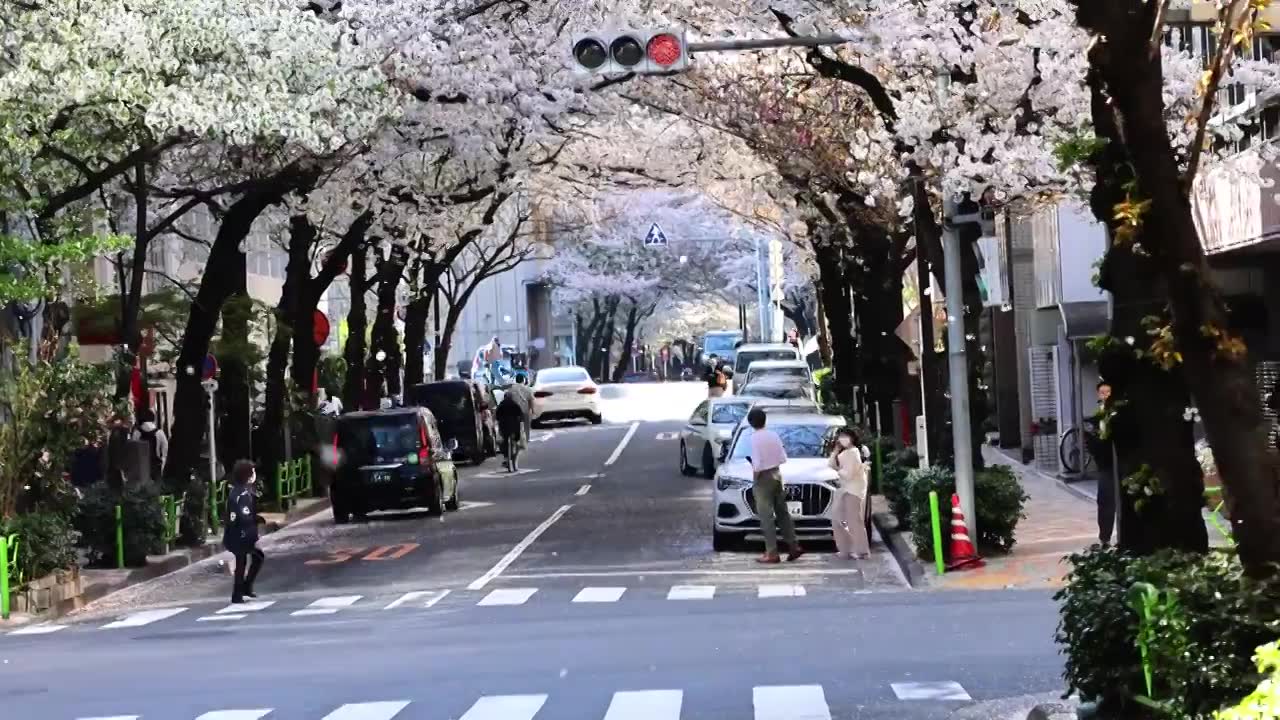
[7,582,856,636]
[71,682,974,719]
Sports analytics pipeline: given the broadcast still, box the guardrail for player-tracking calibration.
[1,533,19,619]
[274,455,313,511]
[158,493,185,553]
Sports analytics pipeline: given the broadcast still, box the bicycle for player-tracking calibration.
[502,427,524,472]
[1059,424,1098,474]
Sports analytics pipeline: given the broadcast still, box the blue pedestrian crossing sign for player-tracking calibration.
[643,223,669,247]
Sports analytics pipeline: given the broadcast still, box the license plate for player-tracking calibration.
[370,471,391,483]
[787,501,803,516]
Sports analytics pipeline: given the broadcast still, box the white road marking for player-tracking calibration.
[458,501,495,511]
[217,600,273,614]
[474,468,540,479]
[654,431,679,440]
[604,421,640,466]
[502,568,867,578]
[8,623,67,635]
[101,607,187,629]
[383,589,450,609]
[667,585,716,600]
[197,614,246,622]
[603,690,683,720]
[891,681,972,701]
[320,700,411,719]
[575,484,591,496]
[458,694,548,720]
[291,595,362,616]
[758,584,806,598]
[572,586,626,603]
[753,685,831,720]
[195,711,272,720]
[477,588,538,606]
[76,716,138,720]
[467,504,572,590]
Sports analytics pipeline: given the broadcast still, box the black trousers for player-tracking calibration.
[233,545,265,599]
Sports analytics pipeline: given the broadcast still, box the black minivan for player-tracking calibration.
[331,408,460,523]
[408,380,493,465]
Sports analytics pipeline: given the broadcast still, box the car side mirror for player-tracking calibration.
[447,438,459,452]
[718,445,730,462]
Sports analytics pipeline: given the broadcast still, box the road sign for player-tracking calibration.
[643,223,668,247]
[202,354,218,380]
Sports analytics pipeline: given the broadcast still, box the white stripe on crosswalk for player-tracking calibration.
[477,588,537,606]
[320,700,410,719]
[383,590,449,610]
[101,607,188,629]
[197,614,246,622]
[757,584,806,598]
[194,710,272,720]
[458,694,548,720]
[292,595,362,616]
[890,681,972,701]
[8,623,67,635]
[667,585,715,600]
[753,685,831,720]
[76,716,138,720]
[603,690,682,720]
[572,586,626,603]
[218,600,274,614]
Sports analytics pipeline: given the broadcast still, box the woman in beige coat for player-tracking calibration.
[827,428,870,559]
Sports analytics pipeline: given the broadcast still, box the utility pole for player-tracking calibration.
[943,194,977,539]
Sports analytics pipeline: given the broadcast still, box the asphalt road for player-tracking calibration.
[1,382,1066,719]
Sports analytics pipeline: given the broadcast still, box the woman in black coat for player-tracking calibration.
[223,460,265,603]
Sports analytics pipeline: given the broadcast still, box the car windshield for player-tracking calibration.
[742,384,811,399]
[339,416,420,463]
[735,350,798,373]
[730,424,836,460]
[711,402,750,425]
[747,367,808,383]
[537,368,590,384]
[414,384,470,426]
[703,334,740,357]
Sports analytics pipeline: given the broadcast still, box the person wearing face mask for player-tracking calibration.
[827,428,870,559]
[224,460,265,603]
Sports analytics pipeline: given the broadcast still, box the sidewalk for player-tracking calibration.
[932,445,1098,591]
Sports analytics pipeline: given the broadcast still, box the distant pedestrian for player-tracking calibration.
[705,355,727,399]
[132,409,169,484]
[224,460,265,604]
[1093,381,1116,545]
[827,428,870,559]
[104,412,132,491]
[745,407,803,564]
[496,389,527,472]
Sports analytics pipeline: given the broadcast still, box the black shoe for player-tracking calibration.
[231,596,246,604]
[243,590,258,599]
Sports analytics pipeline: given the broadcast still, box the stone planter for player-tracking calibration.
[10,566,82,615]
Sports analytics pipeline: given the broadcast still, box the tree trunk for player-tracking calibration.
[813,280,833,367]
[367,248,407,402]
[216,288,253,465]
[1083,58,1208,556]
[403,293,431,388]
[343,244,369,412]
[814,247,856,406]
[612,303,641,382]
[165,183,297,488]
[115,160,150,401]
[589,296,619,380]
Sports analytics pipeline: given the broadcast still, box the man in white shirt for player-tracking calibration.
[746,407,804,564]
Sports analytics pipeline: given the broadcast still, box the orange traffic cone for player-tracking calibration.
[947,494,985,571]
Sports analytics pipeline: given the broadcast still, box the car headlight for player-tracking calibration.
[716,475,750,491]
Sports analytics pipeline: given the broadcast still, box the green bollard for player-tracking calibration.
[928,491,946,576]
[115,504,124,569]
[208,477,219,533]
[1,535,10,620]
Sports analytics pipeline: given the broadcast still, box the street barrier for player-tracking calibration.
[209,478,228,532]
[928,491,945,575]
[275,455,313,511]
[159,494,184,553]
[1,533,18,619]
[115,504,124,569]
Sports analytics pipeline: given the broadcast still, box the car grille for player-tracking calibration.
[745,484,831,517]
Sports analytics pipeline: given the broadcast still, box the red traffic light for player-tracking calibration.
[647,33,683,67]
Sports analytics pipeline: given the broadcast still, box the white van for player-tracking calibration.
[732,343,802,376]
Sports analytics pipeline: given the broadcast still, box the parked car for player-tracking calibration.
[472,381,500,460]
[679,397,753,478]
[531,366,602,425]
[741,359,813,387]
[712,412,870,551]
[331,407,460,523]
[408,380,492,464]
[732,343,802,376]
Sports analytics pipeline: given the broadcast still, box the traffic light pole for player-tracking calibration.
[687,34,851,53]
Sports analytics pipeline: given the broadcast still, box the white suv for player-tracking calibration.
[711,413,847,551]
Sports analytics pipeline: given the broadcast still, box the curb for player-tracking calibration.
[946,692,1076,719]
[871,505,928,588]
[1,497,330,627]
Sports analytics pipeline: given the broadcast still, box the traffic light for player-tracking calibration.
[571,30,689,75]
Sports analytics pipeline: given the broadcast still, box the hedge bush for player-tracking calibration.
[1055,546,1280,719]
[863,435,899,496]
[881,447,919,523]
[74,483,166,567]
[906,464,1028,559]
[0,511,79,583]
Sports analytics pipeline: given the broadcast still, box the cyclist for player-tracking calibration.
[495,386,527,472]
